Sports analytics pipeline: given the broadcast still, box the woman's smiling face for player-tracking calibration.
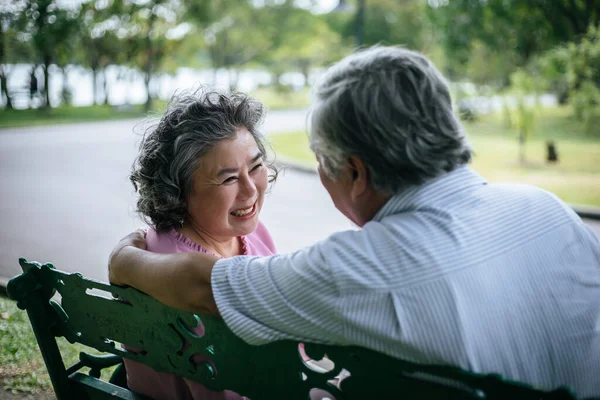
[185,127,268,239]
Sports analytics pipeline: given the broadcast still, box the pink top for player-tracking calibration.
[124,221,276,400]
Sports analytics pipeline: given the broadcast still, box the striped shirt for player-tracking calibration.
[211,166,600,397]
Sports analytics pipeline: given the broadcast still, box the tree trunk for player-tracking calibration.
[355,0,366,47]
[144,70,152,113]
[92,67,98,105]
[102,67,109,105]
[0,64,13,110]
[144,12,156,113]
[60,66,70,106]
[228,69,238,92]
[300,63,310,87]
[518,130,526,166]
[142,53,153,112]
[273,72,282,88]
[42,55,51,109]
[0,28,13,110]
[212,68,218,87]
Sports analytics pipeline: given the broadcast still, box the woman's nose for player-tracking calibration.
[239,175,257,200]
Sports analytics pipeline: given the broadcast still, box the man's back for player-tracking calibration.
[330,166,600,396]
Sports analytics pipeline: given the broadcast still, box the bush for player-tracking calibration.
[545,24,600,133]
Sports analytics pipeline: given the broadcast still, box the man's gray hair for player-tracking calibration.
[310,46,472,194]
[130,88,277,232]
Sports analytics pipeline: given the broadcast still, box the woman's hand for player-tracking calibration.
[108,229,147,286]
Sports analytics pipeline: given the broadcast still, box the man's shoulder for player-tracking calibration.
[319,181,576,261]
[488,181,556,198]
[485,181,575,221]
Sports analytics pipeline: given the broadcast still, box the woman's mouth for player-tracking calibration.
[230,202,257,219]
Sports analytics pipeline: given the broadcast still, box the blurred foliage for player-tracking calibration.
[76,1,126,105]
[427,0,599,86]
[509,69,539,164]
[261,7,345,87]
[552,25,600,132]
[16,0,81,108]
[464,41,516,88]
[0,0,599,119]
[203,2,273,90]
[1,3,33,109]
[425,0,600,159]
[125,0,192,111]
[360,0,427,49]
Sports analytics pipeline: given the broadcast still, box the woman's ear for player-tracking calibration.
[347,156,369,201]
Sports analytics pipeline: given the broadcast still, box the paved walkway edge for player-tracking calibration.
[0,277,8,296]
[275,156,317,175]
[571,204,600,220]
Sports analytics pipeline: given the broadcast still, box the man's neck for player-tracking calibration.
[355,191,392,227]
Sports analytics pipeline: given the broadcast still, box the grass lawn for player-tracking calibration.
[250,87,311,110]
[269,106,600,207]
[0,296,115,395]
[0,104,150,129]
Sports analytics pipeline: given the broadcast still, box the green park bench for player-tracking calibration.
[7,258,584,400]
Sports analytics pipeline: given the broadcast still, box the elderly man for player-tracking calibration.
[109,46,600,397]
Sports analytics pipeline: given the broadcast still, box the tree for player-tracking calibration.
[0,2,26,110]
[77,0,129,105]
[263,8,344,87]
[363,0,427,49]
[18,0,81,108]
[549,24,600,132]
[122,0,190,112]
[427,0,600,81]
[507,69,540,165]
[185,1,344,91]
[325,0,427,50]
[201,2,272,91]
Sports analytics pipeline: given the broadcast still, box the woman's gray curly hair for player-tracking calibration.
[130,88,277,232]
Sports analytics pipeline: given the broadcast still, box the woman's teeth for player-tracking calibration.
[231,205,253,217]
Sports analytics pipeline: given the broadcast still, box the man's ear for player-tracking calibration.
[347,156,369,201]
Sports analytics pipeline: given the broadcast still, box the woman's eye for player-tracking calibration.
[251,163,264,172]
[222,176,238,184]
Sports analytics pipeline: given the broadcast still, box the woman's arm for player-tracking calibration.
[109,230,220,315]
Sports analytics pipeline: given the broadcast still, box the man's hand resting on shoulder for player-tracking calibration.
[107,229,220,315]
[109,229,147,286]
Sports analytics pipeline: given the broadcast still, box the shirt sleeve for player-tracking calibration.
[210,242,348,346]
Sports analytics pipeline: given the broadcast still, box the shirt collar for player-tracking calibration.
[372,166,487,222]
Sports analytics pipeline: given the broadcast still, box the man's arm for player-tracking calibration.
[110,230,347,347]
[108,230,219,315]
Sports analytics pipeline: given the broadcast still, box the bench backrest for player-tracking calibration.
[7,258,578,400]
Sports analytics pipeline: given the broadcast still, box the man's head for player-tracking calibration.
[310,46,472,226]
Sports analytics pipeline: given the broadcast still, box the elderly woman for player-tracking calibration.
[125,89,277,400]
